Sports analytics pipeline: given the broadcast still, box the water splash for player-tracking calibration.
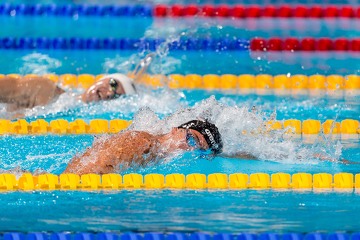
[19,53,62,75]
[0,97,351,175]
[19,86,186,121]
[130,96,343,164]
[102,55,133,74]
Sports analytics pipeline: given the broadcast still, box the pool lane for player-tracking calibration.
[0,50,358,75]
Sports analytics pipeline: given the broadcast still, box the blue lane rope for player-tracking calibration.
[0,4,153,17]
[0,37,250,50]
[0,4,359,19]
[3,232,360,240]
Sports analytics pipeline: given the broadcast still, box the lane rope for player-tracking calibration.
[154,4,360,18]
[0,4,153,17]
[0,37,249,50]
[0,118,359,135]
[0,172,360,191]
[0,4,359,19]
[2,73,360,90]
[250,38,360,51]
[0,37,359,51]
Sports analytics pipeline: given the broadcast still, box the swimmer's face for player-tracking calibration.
[82,78,125,103]
[161,128,209,152]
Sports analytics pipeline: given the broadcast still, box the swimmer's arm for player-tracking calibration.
[220,150,357,164]
[221,152,258,160]
[131,53,155,83]
[223,152,357,164]
[313,153,359,165]
[0,77,64,109]
[64,131,153,174]
[0,77,20,103]
[64,134,125,175]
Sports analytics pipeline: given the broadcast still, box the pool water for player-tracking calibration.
[0,51,359,76]
[2,190,360,233]
[1,134,359,174]
[1,17,359,39]
[0,0,359,235]
[1,88,358,121]
[0,101,359,233]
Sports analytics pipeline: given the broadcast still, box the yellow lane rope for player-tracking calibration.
[2,73,359,90]
[0,172,359,191]
[0,118,359,135]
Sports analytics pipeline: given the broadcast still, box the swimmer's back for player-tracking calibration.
[64,131,159,174]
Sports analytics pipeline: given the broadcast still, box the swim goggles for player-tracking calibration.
[186,129,199,149]
[185,130,214,160]
[109,78,122,99]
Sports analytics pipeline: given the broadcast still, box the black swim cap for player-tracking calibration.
[177,120,223,154]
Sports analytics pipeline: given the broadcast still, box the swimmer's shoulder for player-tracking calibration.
[107,130,158,156]
[23,76,63,88]
[110,130,158,147]
[120,130,156,141]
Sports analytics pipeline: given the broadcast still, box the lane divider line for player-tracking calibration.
[2,73,360,90]
[0,4,359,19]
[0,118,359,135]
[0,37,359,51]
[250,37,360,51]
[0,172,360,191]
[154,4,360,18]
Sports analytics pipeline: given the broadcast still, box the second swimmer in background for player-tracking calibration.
[0,53,155,111]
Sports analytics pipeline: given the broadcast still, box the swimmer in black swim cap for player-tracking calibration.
[65,119,223,174]
[177,120,223,154]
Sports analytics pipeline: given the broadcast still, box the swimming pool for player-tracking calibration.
[0,0,359,236]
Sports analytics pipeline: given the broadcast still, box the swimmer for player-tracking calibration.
[63,119,223,175]
[0,53,155,111]
[63,117,355,175]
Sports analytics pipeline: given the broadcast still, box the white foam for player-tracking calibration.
[102,55,132,74]
[130,96,343,164]
[7,87,183,121]
[19,53,62,75]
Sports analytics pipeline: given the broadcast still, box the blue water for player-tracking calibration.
[1,17,359,38]
[0,134,359,232]
[0,51,359,75]
[9,90,358,122]
[0,135,359,174]
[1,190,360,233]
[0,0,359,235]
[0,16,152,38]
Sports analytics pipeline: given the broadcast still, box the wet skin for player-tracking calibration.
[64,128,210,175]
[81,77,125,103]
[0,76,127,111]
[159,127,209,153]
[0,76,64,110]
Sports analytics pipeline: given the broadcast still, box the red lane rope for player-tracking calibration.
[154,4,360,18]
[250,38,360,51]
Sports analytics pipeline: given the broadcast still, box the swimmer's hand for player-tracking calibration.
[314,153,359,165]
[340,159,359,165]
[221,152,258,160]
[132,53,156,82]
[222,152,359,164]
